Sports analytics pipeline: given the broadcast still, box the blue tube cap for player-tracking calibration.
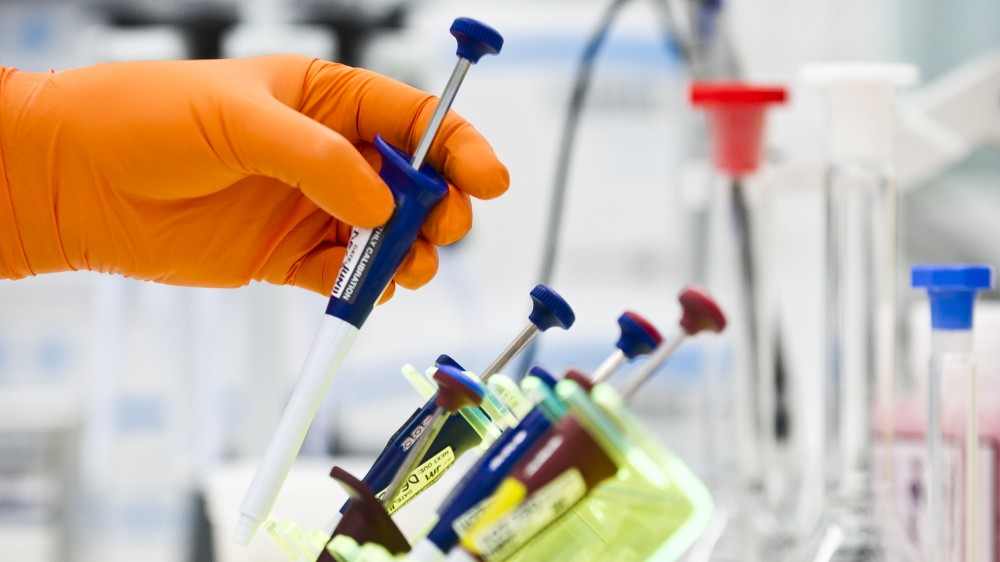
[912,264,994,330]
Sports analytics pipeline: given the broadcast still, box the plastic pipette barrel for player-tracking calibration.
[234,18,503,546]
[590,311,663,383]
[381,367,486,511]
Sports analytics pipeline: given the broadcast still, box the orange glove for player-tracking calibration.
[0,55,508,300]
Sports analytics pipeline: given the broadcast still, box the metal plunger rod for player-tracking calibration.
[411,59,472,170]
[479,324,538,381]
[622,336,686,401]
[591,350,626,384]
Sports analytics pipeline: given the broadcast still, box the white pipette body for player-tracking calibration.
[235,316,358,545]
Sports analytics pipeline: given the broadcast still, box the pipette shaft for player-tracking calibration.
[591,350,626,384]
[411,59,471,170]
[479,324,537,380]
[622,336,686,401]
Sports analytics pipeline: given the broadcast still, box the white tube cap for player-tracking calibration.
[802,63,919,163]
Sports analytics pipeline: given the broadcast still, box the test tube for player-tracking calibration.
[690,82,786,553]
[803,62,919,558]
[913,265,993,562]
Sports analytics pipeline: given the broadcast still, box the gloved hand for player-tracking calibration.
[0,55,508,300]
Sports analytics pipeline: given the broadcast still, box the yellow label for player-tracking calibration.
[470,468,586,561]
[452,495,494,538]
[380,446,455,514]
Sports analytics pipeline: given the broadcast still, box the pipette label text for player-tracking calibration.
[402,414,435,451]
[472,468,586,560]
[331,226,385,303]
[379,446,456,514]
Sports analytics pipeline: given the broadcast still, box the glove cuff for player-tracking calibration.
[0,67,34,280]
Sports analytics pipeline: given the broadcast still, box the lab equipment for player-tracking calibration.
[407,372,567,562]
[234,17,503,546]
[913,265,993,561]
[452,287,725,561]
[622,286,728,399]
[407,310,662,562]
[381,366,486,513]
[590,311,663,383]
[803,62,919,560]
[340,284,573,525]
[689,81,786,558]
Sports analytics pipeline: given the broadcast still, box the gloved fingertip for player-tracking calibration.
[394,238,438,290]
[292,245,347,296]
[440,127,510,201]
[377,281,396,305]
[296,133,395,229]
[421,185,472,246]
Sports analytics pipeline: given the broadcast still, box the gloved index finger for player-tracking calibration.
[302,62,509,201]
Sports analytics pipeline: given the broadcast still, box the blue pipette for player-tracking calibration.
[335,286,572,525]
[378,286,575,511]
[407,312,663,562]
[234,17,503,546]
[379,365,487,514]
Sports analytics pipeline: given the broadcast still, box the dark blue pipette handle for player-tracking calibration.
[343,357,479,515]
[427,403,558,551]
[324,136,448,329]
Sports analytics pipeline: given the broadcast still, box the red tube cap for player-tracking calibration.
[690,82,787,176]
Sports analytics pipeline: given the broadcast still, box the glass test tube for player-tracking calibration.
[913,264,994,562]
[804,62,918,560]
[690,82,786,560]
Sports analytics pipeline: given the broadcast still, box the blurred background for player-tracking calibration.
[0,0,998,561]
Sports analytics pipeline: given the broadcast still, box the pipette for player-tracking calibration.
[333,285,572,525]
[380,366,486,514]
[450,290,725,561]
[377,285,575,510]
[484,309,660,419]
[622,287,727,399]
[590,311,664,383]
[408,312,663,562]
[234,17,503,546]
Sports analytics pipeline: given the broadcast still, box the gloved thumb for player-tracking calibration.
[222,97,394,228]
